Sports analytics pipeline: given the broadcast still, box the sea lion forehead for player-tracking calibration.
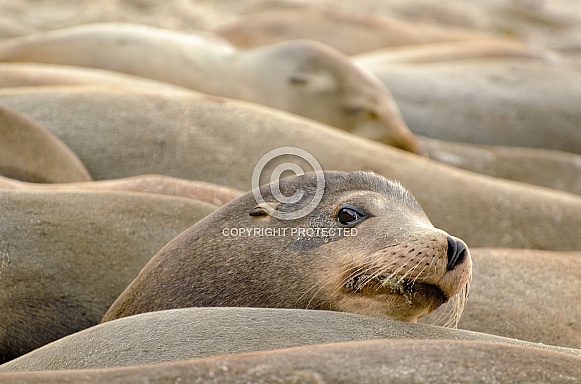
[259,171,424,213]
[270,40,364,79]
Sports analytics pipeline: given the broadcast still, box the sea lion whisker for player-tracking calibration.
[303,262,368,308]
[304,280,334,309]
[340,266,380,293]
[424,248,441,278]
[430,301,454,327]
[339,261,376,282]
[444,293,464,328]
[295,282,321,306]
[386,258,415,283]
[427,281,470,328]
[406,254,433,281]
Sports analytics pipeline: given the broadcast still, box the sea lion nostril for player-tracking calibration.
[446,236,467,271]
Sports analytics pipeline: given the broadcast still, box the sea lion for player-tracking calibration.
[0,174,242,206]
[457,248,581,349]
[360,59,581,154]
[0,63,192,93]
[0,339,579,383]
[353,39,561,65]
[0,23,424,154]
[2,307,581,372]
[103,171,472,323]
[0,86,580,251]
[421,137,581,196]
[0,104,91,183]
[375,0,581,57]
[0,0,223,40]
[214,8,491,55]
[0,189,215,363]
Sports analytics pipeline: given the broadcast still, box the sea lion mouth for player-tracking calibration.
[344,273,447,303]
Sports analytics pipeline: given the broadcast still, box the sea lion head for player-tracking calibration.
[244,40,427,155]
[103,171,471,325]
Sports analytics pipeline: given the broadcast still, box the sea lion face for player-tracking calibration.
[103,172,470,325]
[247,41,426,155]
[246,171,471,324]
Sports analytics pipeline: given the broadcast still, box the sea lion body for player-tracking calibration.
[214,8,490,55]
[0,104,91,183]
[457,248,581,349]
[0,23,423,153]
[0,189,215,363]
[103,172,472,324]
[362,59,581,154]
[0,339,579,383]
[0,63,193,93]
[0,86,579,251]
[2,307,580,372]
[421,137,581,195]
[353,39,561,65]
[0,174,242,206]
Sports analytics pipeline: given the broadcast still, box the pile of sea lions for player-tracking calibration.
[0,1,580,382]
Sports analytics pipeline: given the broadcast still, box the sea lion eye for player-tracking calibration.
[249,206,268,216]
[337,206,366,226]
[342,106,379,120]
[342,105,364,115]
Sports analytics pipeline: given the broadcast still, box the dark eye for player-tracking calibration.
[342,106,364,115]
[337,206,366,226]
[342,106,379,120]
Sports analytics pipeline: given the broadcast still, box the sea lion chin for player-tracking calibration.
[102,171,471,325]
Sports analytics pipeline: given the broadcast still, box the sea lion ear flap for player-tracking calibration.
[248,202,282,217]
[287,72,336,93]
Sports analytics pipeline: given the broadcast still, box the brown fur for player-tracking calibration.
[457,248,581,349]
[0,174,242,206]
[363,59,581,154]
[0,340,579,383]
[0,189,215,363]
[0,86,579,251]
[421,137,581,195]
[0,104,91,183]
[2,307,579,372]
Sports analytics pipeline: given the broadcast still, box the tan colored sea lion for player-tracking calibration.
[457,248,581,349]
[3,62,577,197]
[0,339,579,383]
[214,8,491,55]
[103,171,472,324]
[0,63,192,93]
[0,104,91,183]
[2,307,580,372]
[0,189,215,363]
[0,174,242,206]
[421,137,581,196]
[0,86,579,251]
[361,59,581,154]
[0,23,424,154]
[353,39,561,65]
[371,0,581,57]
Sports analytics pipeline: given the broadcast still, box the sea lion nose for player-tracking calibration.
[446,236,468,271]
